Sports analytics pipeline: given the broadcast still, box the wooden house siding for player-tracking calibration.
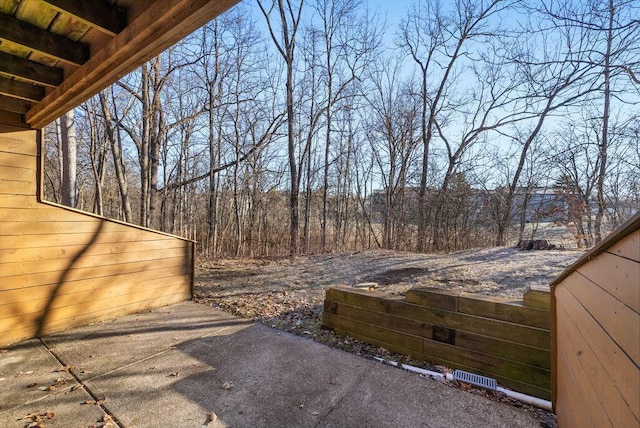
[551,213,640,427]
[0,131,194,346]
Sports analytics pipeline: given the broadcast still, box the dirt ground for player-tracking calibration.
[194,247,582,355]
[194,247,583,320]
[194,247,582,426]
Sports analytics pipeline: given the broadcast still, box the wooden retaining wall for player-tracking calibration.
[323,285,552,399]
[551,213,639,427]
[0,130,194,346]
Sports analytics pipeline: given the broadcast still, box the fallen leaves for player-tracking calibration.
[221,381,234,390]
[87,414,115,428]
[39,377,69,391]
[20,409,55,428]
[205,412,218,426]
[55,365,77,373]
[168,372,180,377]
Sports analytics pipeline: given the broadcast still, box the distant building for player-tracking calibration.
[512,187,568,223]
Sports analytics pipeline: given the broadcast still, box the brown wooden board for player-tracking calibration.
[324,300,433,339]
[1,255,189,290]
[0,245,189,277]
[555,349,594,428]
[454,331,550,369]
[326,287,550,349]
[324,299,550,369]
[0,194,40,208]
[1,279,189,323]
[0,237,188,262]
[458,292,550,329]
[421,337,550,390]
[323,312,424,355]
[555,286,639,409]
[556,301,637,427]
[563,272,639,364]
[0,228,186,248]
[523,286,551,310]
[0,179,34,195]
[0,149,36,169]
[405,288,460,311]
[0,292,189,346]
[576,251,640,313]
[606,229,640,262]
[0,265,191,307]
[0,131,37,155]
[0,164,37,182]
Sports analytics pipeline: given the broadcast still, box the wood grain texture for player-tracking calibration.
[556,301,637,427]
[576,251,640,314]
[523,286,551,310]
[26,0,241,128]
[326,286,550,349]
[554,285,639,422]
[607,229,640,262]
[563,272,639,364]
[0,131,193,347]
[323,285,552,398]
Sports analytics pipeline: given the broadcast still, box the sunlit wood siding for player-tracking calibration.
[551,213,640,427]
[0,131,194,346]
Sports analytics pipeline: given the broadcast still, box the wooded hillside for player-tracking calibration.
[43,0,640,257]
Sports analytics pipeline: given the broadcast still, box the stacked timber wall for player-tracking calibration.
[0,130,194,346]
[551,213,639,427]
[323,285,552,399]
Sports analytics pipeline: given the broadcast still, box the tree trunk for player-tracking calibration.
[60,110,77,208]
[594,0,614,244]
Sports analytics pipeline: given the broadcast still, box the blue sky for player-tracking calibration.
[367,0,413,25]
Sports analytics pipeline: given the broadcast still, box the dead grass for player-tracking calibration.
[194,247,582,355]
[194,247,583,319]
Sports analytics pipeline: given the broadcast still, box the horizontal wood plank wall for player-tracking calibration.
[0,131,194,346]
[553,228,640,428]
[323,285,552,399]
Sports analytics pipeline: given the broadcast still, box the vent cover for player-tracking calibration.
[453,370,497,390]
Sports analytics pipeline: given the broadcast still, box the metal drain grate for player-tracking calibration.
[453,370,497,391]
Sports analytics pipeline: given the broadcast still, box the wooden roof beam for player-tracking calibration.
[42,0,127,37]
[0,52,63,87]
[0,95,32,114]
[0,12,89,65]
[26,0,241,129]
[0,76,45,102]
[0,109,29,132]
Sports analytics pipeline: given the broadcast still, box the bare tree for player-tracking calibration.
[364,59,420,250]
[258,0,305,255]
[99,88,133,223]
[78,97,107,215]
[60,110,77,208]
[399,0,513,252]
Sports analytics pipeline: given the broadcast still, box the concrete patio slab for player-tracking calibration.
[0,301,542,427]
[0,339,109,427]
